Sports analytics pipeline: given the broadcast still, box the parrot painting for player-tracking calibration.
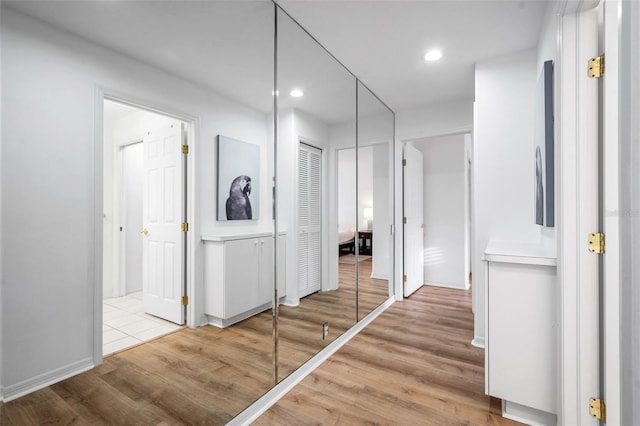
[226,175,253,220]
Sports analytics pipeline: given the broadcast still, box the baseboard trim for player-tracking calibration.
[502,400,557,426]
[227,296,396,426]
[471,337,485,348]
[3,357,94,402]
[425,281,467,290]
[370,272,389,280]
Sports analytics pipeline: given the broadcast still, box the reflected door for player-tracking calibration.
[403,143,424,297]
[142,119,185,325]
[122,142,144,295]
[298,142,322,297]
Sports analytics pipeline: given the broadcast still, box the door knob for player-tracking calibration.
[140,228,149,235]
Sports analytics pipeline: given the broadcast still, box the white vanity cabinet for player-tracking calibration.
[203,233,285,327]
[484,241,558,425]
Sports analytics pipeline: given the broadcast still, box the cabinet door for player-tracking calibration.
[488,262,557,414]
[224,238,260,318]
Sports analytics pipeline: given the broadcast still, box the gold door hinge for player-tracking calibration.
[403,217,407,224]
[588,232,605,254]
[403,274,407,282]
[181,295,189,306]
[589,398,606,421]
[182,144,189,154]
[181,222,189,232]
[588,54,605,78]
[402,159,407,166]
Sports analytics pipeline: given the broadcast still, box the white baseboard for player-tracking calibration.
[227,296,396,426]
[471,336,485,348]
[425,280,467,290]
[281,297,300,307]
[3,357,94,402]
[370,272,389,280]
[0,385,4,402]
[502,400,557,426]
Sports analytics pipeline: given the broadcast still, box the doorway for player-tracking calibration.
[102,99,186,355]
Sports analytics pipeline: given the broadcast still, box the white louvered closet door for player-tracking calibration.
[298,143,322,297]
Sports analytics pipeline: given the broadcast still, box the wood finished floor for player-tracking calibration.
[254,284,521,426]
[0,260,519,425]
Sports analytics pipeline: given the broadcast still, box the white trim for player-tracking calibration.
[557,3,601,425]
[502,400,557,426]
[603,0,622,423]
[471,337,485,349]
[370,272,389,280]
[394,137,403,301]
[398,125,473,143]
[2,358,94,402]
[95,87,200,370]
[227,296,395,426]
[424,281,468,290]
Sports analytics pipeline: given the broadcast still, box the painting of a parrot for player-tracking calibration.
[217,135,260,221]
[226,175,253,220]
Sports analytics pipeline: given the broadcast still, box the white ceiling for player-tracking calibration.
[277,0,549,111]
[4,0,549,120]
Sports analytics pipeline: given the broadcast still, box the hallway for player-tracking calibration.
[1,275,519,424]
[255,285,520,424]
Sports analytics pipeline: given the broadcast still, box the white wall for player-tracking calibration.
[472,48,540,345]
[1,8,272,398]
[415,134,467,289]
[396,100,473,141]
[337,148,357,229]
[371,143,391,279]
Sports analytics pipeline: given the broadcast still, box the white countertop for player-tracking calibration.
[483,240,557,266]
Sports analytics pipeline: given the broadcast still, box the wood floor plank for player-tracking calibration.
[0,260,521,425]
[254,278,523,425]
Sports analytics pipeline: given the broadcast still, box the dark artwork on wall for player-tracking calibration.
[535,60,554,227]
[216,135,260,221]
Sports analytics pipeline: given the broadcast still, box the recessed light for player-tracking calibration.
[424,50,443,62]
[290,89,304,98]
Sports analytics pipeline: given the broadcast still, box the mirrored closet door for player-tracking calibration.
[356,82,395,319]
[274,5,358,382]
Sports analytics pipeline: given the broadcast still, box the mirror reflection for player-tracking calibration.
[1,0,394,422]
[275,6,358,381]
[356,82,395,319]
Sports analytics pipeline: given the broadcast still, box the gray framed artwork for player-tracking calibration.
[535,60,554,227]
[217,135,260,221]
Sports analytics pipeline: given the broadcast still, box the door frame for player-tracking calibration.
[93,88,198,365]
[556,1,602,424]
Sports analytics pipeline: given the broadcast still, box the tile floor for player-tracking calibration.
[103,291,183,356]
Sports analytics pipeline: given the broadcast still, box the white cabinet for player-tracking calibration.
[203,233,285,327]
[484,241,558,425]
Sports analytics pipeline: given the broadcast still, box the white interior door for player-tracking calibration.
[142,118,185,325]
[298,142,322,297]
[403,143,424,297]
[122,142,143,295]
